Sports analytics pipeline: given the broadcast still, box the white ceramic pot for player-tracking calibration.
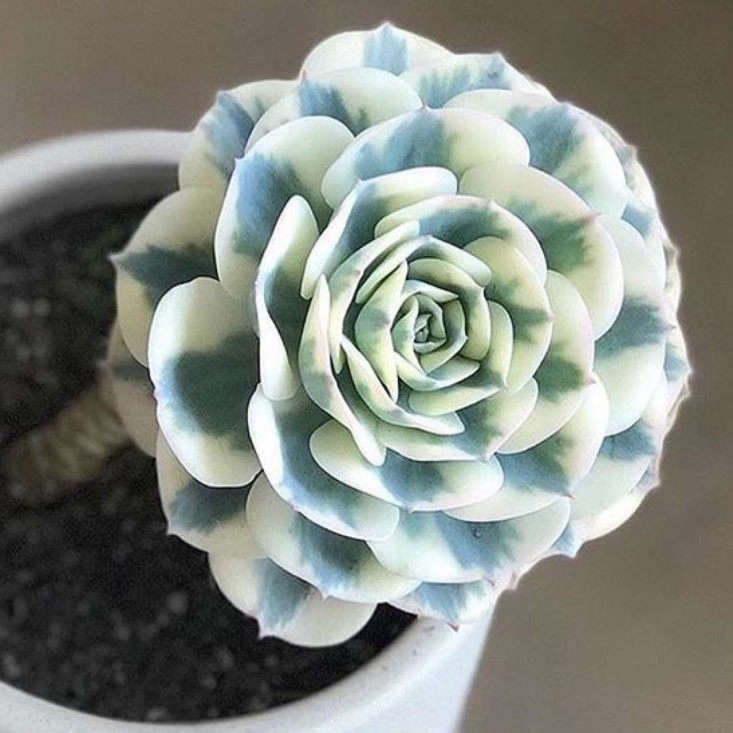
[0,131,491,733]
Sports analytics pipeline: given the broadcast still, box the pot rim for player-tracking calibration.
[0,129,188,210]
[0,130,489,732]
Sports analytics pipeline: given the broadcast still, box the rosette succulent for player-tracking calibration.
[110,24,689,646]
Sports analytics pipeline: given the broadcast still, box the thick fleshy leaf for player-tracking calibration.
[543,525,583,560]
[406,257,491,361]
[340,338,465,435]
[353,261,406,398]
[465,236,552,391]
[447,90,627,216]
[246,475,418,602]
[310,419,503,512]
[179,80,294,194]
[255,195,319,400]
[409,301,513,415]
[622,199,667,287]
[591,112,657,208]
[452,380,609,521]
[446,88,548,118]
[417,303,467,372]
[322,108,530,209]
[106,24,689,645]
[663,324,691,421]
[376,195,547,279]
[105,323,157,456]
[215,116,353,298]
[446,483,556,525]
[500,271,594,452]
[299,277,384,465]
[325,223,423,371]
[210,555,375,647]
[663,240,683,310]
[570,485,648,543]
[156,434,259,556]
[304,166,457,297]
[461,162,624,337]
[377,422,475,462]
[460,379,540,457]
[595,216,669,435]
[401,54,549,108]
[356,234,492,304]
[247,68,423,149]
[113,188,220,365]
[392,579,499,625]
[301,23,451,77]
[369,499,570,583]
[248,386,398,541]
[148,277,259,487]
[571,377,667,520]
[378,378,539,462]
[392,297,422,366]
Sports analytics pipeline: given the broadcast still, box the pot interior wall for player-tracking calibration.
[0,164,178,241]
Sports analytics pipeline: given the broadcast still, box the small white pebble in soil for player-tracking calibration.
[200,674,217,691]
[112,614,132,642]
[156,612,171,628]
[32,298,50,317]
[246,697,269,713]
[166,591,189,616]
[10,299,30,319]
[146,707,169,722]
[215,646,235,671]
[2,653,21,679]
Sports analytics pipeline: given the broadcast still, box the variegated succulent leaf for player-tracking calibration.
[109,23,690,646]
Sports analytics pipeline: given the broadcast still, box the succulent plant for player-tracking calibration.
[110,23,689,646]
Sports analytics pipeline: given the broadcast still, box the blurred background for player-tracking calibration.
[1,1,731,731]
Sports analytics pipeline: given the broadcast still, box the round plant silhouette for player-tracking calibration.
[110,24,690,646]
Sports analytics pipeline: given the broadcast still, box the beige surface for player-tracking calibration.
[1,2,731,731]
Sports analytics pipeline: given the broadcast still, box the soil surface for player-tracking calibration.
[0,200,412,722]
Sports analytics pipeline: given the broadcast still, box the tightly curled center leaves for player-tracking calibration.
[110,23,689,646]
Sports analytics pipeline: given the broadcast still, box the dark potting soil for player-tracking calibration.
[0,200,413,722]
